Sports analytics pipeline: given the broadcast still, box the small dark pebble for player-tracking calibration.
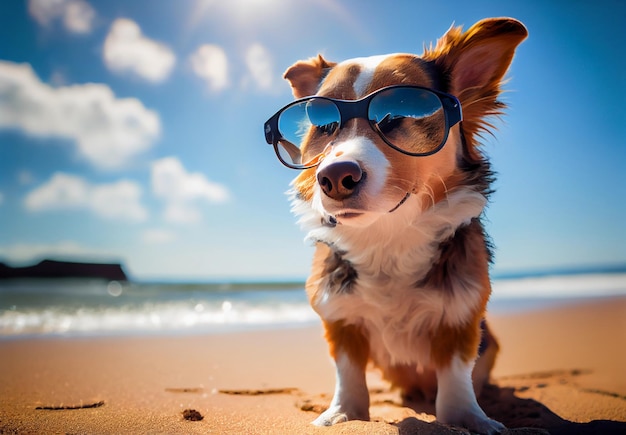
[182,408,204,421]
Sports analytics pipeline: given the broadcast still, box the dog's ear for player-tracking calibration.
[284,54,336,98]
[425,18,527,142]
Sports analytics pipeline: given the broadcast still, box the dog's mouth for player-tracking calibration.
[322,193,410,227]
[322,210,363,227]
[336,211,364,219]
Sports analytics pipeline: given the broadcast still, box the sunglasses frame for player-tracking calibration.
[264,85,463,169]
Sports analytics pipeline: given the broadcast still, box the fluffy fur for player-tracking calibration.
[277,18,527,434]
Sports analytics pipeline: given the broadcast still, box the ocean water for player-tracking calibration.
[1,272,625,338]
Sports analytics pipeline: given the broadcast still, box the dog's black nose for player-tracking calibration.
[317,160,363,200]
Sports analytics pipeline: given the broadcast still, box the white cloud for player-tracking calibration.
[62,0,95,33]
[162,202,201,224]
[151,157,230,223]
[90,180,147,222]
[25,173,87,210]
[244,43,273,90]
[188,42,277,94]
[189,44,229,92]
[103,18,176,83]
[142,228,177,244]
[0,60,160,169]
[24,172,148,222]
[28,0,95,34]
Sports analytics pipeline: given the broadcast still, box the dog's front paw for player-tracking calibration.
[312,405,369,426]
[440,411,505,435]
[465,416,505,435]
[437,355,505,434]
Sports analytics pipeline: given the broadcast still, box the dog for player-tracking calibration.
[263,17,527,434]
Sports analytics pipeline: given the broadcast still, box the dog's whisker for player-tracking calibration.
[421,184,436,209]
[436,174,450,201]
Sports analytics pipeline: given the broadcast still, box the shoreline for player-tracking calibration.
[1,296,625,434]
[2,292,625,340]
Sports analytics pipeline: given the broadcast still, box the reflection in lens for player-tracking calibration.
[370,88,441,122]
[306,99,340,135]
[276,139,302,165]
[368,88,445,154]
[278,102,311,145]
[275,102,309,166]
[277,98,340,167]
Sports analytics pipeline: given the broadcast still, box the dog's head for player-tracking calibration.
[265,18,527,232]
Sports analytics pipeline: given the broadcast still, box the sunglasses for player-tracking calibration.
[264,85,462,169]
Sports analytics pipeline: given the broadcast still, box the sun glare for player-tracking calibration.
[189,0,283,31]
[187,0,366,45]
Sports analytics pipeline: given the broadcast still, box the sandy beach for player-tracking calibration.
[1,296,625,434]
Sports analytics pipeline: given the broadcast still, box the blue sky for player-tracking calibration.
[0,0,624,281]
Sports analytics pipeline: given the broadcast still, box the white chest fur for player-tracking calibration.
[299,188,488,369]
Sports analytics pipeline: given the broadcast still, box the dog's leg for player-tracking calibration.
[436,354,505,434]
[472,320,500,397]
[313,322,370,426]
[313,350,369,425]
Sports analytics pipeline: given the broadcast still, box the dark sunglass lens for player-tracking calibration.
[369,88,446,154]
[278,101,310,146]
[275,101,310,167]
[306,99,340,136]
[275,98,340,167]
[275,139,302,167]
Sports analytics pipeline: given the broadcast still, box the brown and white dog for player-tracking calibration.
[264,18,527,434]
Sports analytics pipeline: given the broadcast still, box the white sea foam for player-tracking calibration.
[1,273,624,337]
[492,273,626,299]
[0,299,319,337]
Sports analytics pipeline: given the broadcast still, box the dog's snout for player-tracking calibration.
[317,160,363,200]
